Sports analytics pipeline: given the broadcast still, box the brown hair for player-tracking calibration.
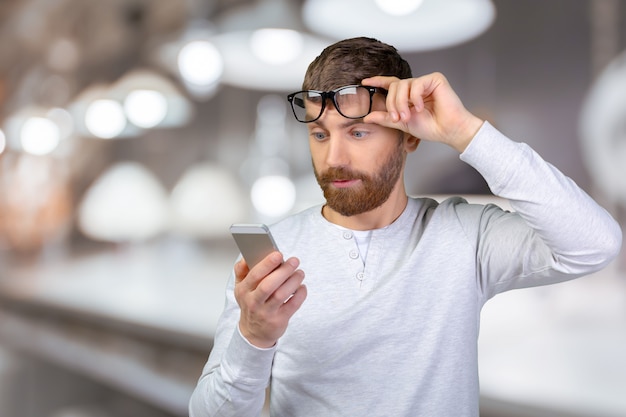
[302,37,412,90]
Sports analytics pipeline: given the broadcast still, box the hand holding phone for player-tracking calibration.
[230,223,279,268]
[230,223,307,348]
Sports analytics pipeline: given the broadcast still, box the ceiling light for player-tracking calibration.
[212,31,328,91]
[153,19,223,100]
[113,69,194,128]
[170,164,249,238]
[124,89,168,129]
[249,28,304,65]
[213,0,331,91]
[302,0,496,52]
[0,129,6,154]
[84,99,126,139]
[177,40,223,86]
[20,116,61,155]
[375,0,424,16]
[77,162,169,242]
[251,175,296,218]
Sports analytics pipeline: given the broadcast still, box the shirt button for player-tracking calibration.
[356,272,365,281]
[349,250,359,259]
[343,231,353,240]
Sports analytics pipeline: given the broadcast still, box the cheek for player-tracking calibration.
[355,150,389,174]
[309,145,325,170]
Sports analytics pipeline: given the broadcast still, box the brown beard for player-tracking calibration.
[313,141,405,217]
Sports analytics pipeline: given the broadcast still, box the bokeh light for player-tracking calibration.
[250,175,296,218]
[178,40,223,86]
[0,129,6,154]
[124,89,168,129]
[20,117,61,155]
[84,99,126,139]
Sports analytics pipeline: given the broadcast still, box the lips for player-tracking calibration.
[331,179,361,188]
[316,167,366,189]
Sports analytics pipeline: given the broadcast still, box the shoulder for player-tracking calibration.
[267,205,325,250]
[412,195,514,226]
[270,205,321,232]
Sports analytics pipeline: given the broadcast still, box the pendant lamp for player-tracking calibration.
[211,0,331,91]
[302,0,496,52]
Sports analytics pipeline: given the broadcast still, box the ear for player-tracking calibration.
[404,134,421,153]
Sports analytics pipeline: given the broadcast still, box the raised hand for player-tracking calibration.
[362,72,484,153]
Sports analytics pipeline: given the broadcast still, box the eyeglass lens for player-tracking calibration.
[290,86,373,122]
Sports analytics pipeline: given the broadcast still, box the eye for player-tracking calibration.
[310,130,327,141]
[351,130,368,139]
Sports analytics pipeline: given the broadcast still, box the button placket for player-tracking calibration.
[338,229,366,284]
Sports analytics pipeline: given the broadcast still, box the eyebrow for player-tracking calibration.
[309,118,368,130]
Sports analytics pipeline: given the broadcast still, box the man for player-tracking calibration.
[189,37,622,417]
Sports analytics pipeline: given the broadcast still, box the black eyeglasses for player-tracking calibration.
[287,85,387,123]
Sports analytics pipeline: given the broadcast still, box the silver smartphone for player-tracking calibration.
[230,223,279,268]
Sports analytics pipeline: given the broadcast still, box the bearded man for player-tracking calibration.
[189,37,621,417]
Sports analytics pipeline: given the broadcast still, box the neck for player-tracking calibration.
[322,183,409,231]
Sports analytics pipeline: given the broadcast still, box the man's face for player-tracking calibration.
[308,93,408,217]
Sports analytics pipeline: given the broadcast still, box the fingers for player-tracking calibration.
[235,253,306,348]
[280,283,307,317]
[363,74,443,123]
[236,251,282,288]
[254,257,303,306]
[236,251,305,307]
[361,75,396,89]
[362,76,402,122]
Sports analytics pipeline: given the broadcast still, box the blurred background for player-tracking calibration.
[0,0,624,416]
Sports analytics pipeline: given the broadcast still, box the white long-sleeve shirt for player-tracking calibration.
[189,122,622,417]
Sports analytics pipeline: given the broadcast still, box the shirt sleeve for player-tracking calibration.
[459,121,622,297]
[189,269,276,417]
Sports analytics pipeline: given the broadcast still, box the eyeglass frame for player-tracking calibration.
[287,85,388,123]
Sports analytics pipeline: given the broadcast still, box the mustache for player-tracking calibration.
[316,167,368,184]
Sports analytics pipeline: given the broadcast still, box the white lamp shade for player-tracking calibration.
[211,30,329,91]
[211,0,332,91]
[169,163,249,238]
[113,69,194,129]
[78,162,170,242]
[302,0,496,52]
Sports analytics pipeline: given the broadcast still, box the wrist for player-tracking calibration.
[238,324,277,349]
[452,115,483,153]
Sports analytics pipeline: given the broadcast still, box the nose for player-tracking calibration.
[315,102,351,167]
[322,125,350,168]
[325,135,350,168]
